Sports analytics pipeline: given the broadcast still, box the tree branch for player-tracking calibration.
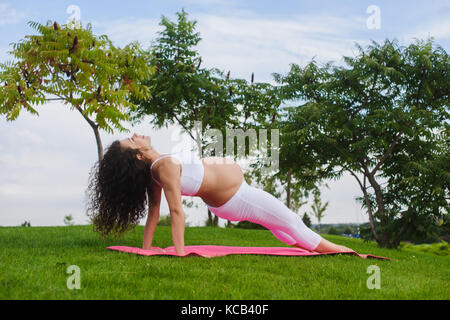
[345,165,379,241]
[346,166,364,190]
[393,223,409,247]
[370,132,402,176]
[321,133,366,174]
[171,109,197,142]
[73,103,97,129]
[348,71,379,120]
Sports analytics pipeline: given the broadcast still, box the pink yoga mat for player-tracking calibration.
[107,245,391,261]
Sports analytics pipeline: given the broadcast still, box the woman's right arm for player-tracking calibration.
[157,160,186,256]
[142,184,162,250]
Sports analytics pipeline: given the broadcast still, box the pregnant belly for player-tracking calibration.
[197,157,244,208]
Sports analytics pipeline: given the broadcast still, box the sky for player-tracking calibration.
[0,0,449,227]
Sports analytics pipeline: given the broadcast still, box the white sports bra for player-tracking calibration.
[150,151,205,196]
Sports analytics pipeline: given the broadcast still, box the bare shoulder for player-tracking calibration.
[152,156,182,185]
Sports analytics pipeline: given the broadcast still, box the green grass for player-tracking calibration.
[0,225,448,299]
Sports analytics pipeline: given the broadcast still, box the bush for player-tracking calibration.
[327,227,340,235]
[399,240,449,257]
[233,221,266,230]
[158,215,171,226]
[302,213,312,228]
[64,214,75,226]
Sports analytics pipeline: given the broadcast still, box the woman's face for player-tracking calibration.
[120,133,151,150]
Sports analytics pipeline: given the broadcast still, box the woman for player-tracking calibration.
[87,133,353,256]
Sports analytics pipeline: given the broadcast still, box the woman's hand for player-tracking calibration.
[149,247,167,253]
[175,247,186,256]
[148,247,185,256]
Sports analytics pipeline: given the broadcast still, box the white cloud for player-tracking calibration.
[192,12,369,82]
[91,10,369,83]
[401,19,450,41]
[180,0,240,6]
[0,182,84,198]
[0,3,25,26]
[92,17,162,48]
[316,172,370,224]
[13,129,45,145]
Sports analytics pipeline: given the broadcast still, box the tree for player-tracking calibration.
[0,20,153,160]
[130,10,235,227]
[20,221,31,227]
[310,192,329,232]
[302,212,312,228]
[344,226,353,234]
[274,38,449,248]
[130,9,238,136]
[131,10,280,226]
[64,214,75,226]
[328,227,340,235]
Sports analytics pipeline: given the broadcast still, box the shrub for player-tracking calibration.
[64,214,75,226]
[302,213,312,228]
[328,227,340,235]
[234,221,266,230]
[399,240,449,257]
[158,215,171,226]
[21,221,31,227]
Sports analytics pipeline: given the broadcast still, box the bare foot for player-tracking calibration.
[310,238,355,253]
[336,245,355,253]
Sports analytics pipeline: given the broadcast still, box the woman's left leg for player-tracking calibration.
[236,183,323,251]
[208,181,353,252]
[208,181,322,251]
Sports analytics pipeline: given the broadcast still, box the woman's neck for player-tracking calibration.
[142,147,162,165]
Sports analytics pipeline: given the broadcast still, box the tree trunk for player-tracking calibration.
[362,134,401,247]
[364,171,392,246]
[347,167,380,242]
[207,208,212,226]
[393,224,409,248]
[76,106,103,161]
[207,208,219,227]
[286,169,292,208]
[366,173,387,223]
[360,163,392,246]
[92,124,103,161]
[361,186,379,242]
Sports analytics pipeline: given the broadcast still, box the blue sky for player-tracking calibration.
[1,0,449,227]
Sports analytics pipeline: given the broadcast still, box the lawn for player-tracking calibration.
[0,225,448,300]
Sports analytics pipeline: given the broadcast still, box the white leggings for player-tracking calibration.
[206,180,322,251]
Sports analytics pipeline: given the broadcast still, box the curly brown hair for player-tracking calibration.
[86,140,154,237]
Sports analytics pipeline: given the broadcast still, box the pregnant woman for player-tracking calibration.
[87,133,353,256]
